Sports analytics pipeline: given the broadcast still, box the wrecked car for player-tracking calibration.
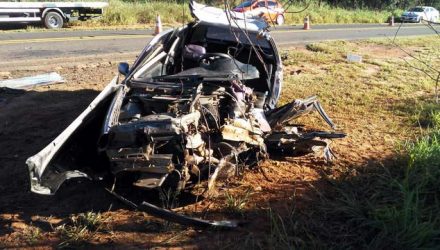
[26,1,345,228]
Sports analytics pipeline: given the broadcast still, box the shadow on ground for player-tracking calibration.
[0,23,44,31]
[0,88,118,227]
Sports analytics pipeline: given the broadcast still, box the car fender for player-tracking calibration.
[26,76,121,195]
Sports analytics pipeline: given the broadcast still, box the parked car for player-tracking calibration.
[233,0,285,25]
[401,6,439,23]
[26,0,344,227]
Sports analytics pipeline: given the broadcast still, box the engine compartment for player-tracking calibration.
[102,23,278,190]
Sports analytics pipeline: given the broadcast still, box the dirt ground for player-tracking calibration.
[0,41,428,249]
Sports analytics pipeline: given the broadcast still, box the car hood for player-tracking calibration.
[189,0,267,31]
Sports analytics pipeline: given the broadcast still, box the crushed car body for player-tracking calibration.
[26,0,345,227]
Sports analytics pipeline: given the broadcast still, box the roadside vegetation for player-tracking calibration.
[65,0,405,29]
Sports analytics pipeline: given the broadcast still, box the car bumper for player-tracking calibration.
[401,16,420,22]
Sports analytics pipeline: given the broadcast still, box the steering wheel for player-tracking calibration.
[199,53,232,66]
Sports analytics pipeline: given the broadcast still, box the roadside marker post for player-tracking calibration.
[303,16,310,30]
[389,16,394,26]
[154,14,162,35]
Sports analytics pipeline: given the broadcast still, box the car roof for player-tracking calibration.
[189,0,268,31]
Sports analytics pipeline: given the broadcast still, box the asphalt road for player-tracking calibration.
[0,23,437,62]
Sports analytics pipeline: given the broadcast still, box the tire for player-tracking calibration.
[276,14,284,25]
[44,11,64,29]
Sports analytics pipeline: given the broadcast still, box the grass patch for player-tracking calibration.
[224,188,252,215]
[20,225,43,245]
[68,0,191,28]
[284,3,401,24]
[56,212,107,248]
[65,0,402,29]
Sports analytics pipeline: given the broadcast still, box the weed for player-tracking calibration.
[158,188,181,210]
[56,212,105,248]
[224,188,252,215]
[157,188,182,230]
[22,225,42,245]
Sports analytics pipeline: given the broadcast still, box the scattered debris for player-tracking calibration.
[347,54,363,63]
[108,189,238,229]
[0,72,64,89]
[25,0,345,228]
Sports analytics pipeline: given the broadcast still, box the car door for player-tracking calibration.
[426,8,432,21]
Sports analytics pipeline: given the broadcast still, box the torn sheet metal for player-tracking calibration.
[0,72,64,89]
[26,76,120,195]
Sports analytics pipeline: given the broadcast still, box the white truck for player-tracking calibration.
[0,1,108,29]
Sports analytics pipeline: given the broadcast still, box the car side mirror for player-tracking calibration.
[118,62,129,76]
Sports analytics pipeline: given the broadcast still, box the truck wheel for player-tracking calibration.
[44,11,64,29]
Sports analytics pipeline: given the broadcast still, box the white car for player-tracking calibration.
[401,6,439,23]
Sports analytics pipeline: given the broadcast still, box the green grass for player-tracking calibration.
[284,3,402,24]
[56,212,106,248]
[67,0,402,28]
[224,188,252,215]
[69,0,191,27]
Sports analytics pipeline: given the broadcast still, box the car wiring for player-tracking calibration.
[223,0,269,76]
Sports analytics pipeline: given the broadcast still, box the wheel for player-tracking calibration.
[276,14,284,25]
[44,11,64,29]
